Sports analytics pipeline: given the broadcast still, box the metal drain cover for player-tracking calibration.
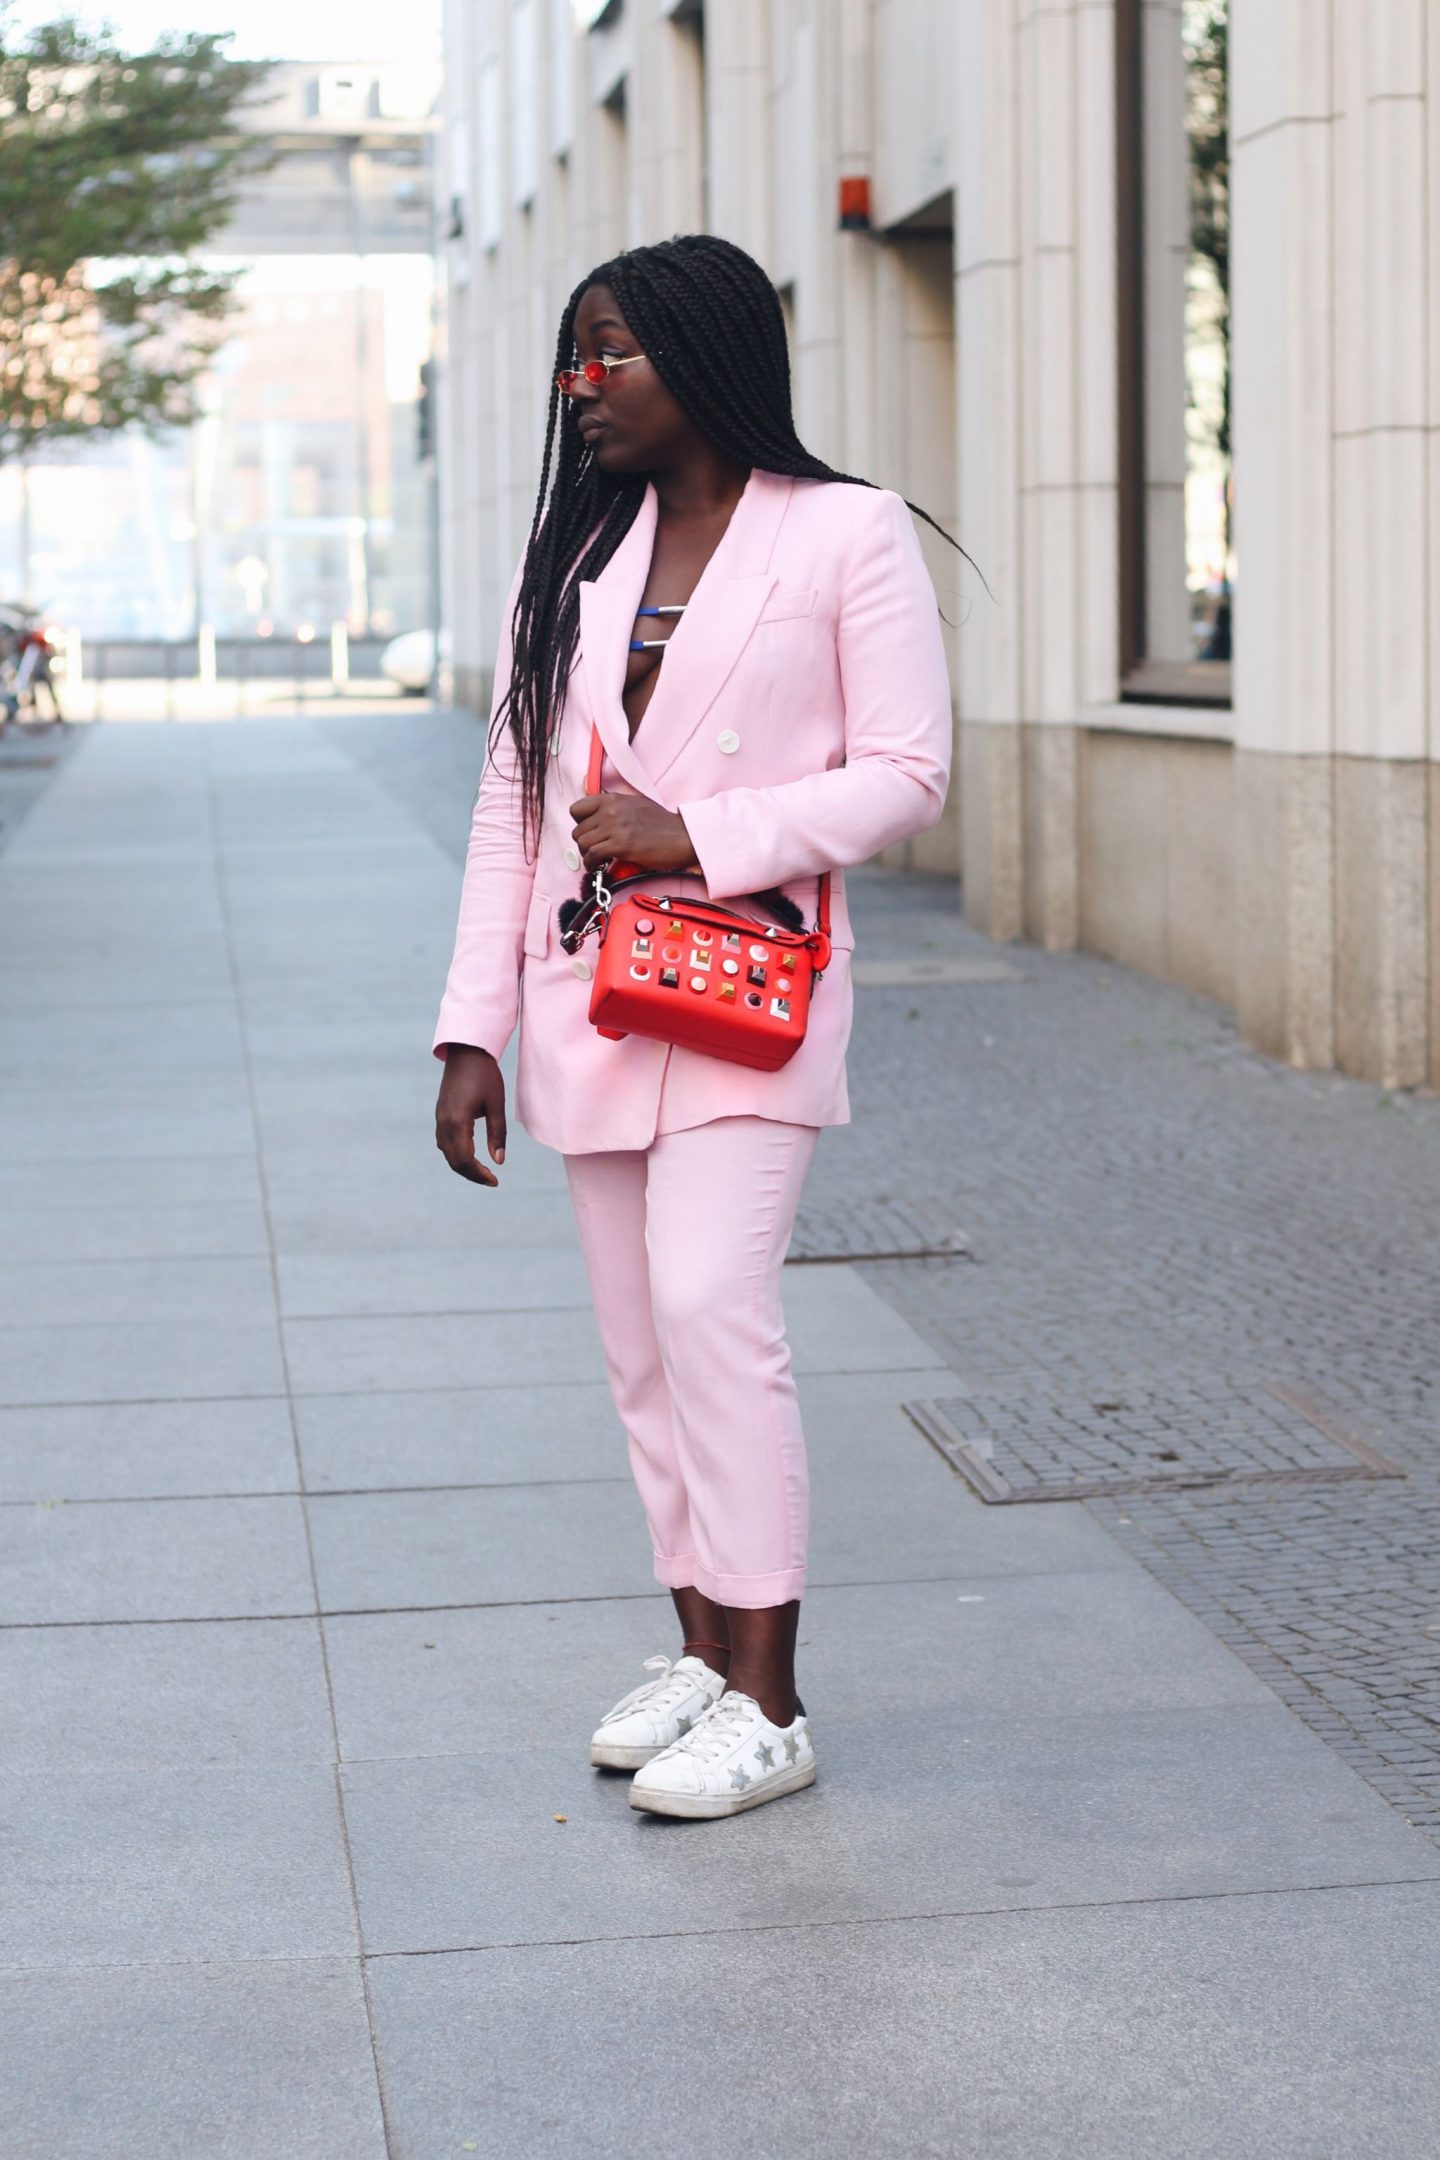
[903,1380,1403,1504]
[790,1196,972,1264]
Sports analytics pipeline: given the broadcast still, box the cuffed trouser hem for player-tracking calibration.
[691,1561,807,1609]
[652,1552,699,1591]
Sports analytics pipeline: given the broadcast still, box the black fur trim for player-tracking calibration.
[751,887,806,933]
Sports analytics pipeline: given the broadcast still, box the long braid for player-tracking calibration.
[495,233,971,848]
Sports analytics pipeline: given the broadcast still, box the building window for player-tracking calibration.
[1116,0,1231,704]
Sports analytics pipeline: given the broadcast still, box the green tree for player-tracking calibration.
[0,13,272,463]
[1185,0,1229,555]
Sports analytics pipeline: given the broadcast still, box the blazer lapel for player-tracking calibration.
[576,482,658,800]
[639,469,795,786]
[574,467,797,801]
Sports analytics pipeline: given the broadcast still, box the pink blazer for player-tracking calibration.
[432,466,953,1155]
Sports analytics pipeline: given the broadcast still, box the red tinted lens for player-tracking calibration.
[583,359,608,384]
[556,370,576,393]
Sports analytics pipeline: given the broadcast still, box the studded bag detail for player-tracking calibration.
[558,724,832,1071]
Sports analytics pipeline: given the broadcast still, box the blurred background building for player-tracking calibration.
[0,59,439,649]
[435,0,1440,1093]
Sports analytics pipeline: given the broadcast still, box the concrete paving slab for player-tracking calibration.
[0,1396,296,1502]
[0,1762,357,1966]
[0,1256,278,1330]
[0,1318,285,1407]
[0,1094,255,1161]
[814,1416,1136,1582]
[262,1129,570,1200]
[0,1002,247,1080]
[0,1960,386,2160]
[307,1436,1131,1613]
[283,1307,604,1397]
[276,1243,591,1320]
[306,1481,650,1612]
[0,1617,333,1770]
[0,1152,263,1214]
[0,965,235,1011]
[0,1197,270,1264]
[324,1570,1270,1766]
[295,1379,627,1490]
[263,1176,579,1256]
[341,1701,1439,1956]
[242,1015,461,1070]
[286,1273,938,1397]
[363,1880,1440,2160]
[0,1495,314,1624]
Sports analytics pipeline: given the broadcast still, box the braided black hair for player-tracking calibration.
[495,231,968,846]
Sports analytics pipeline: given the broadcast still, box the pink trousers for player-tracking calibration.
[564,1116,819,1608]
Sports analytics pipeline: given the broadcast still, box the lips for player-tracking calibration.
[577,417,608,441]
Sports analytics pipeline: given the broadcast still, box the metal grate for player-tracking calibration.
[789,1196,972,1265]
[904,1379,1404,1504]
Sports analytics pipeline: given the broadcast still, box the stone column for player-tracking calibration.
[1231,0,1435,1087]
[703,0,771,259]
[955,0,1025,940]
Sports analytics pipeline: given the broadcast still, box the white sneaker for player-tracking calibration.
[589,1653,727,1770]
[628,1690,816,1818]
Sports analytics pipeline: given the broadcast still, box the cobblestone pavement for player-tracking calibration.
[802,870,1440,1843]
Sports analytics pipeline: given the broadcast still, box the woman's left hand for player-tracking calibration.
[568,790,697,873]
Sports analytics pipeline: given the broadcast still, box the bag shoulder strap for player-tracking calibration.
[585,722,831,941]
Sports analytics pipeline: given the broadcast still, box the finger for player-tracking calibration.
[569,793,603,821]
[483,1098,507,1165]
[435,1120,498,1188]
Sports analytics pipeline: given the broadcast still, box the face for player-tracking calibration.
[561,283,702,475]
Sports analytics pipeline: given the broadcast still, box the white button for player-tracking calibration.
[717,729,740,755]
[571,957,592,980]
[564,844,581,871]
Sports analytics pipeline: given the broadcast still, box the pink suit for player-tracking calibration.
[433,467,953,1603]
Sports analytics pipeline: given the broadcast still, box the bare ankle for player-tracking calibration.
[724,1672,797,1726]
[682,1638,731,1677]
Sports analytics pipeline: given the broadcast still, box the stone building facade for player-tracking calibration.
[436,0,1440,1089]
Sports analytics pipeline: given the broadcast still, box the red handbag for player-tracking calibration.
[558,725,832,1072]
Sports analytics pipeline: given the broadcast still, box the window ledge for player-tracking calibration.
[1081,701,1235,745]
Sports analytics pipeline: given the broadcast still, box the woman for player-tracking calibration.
[433,234,954,1820]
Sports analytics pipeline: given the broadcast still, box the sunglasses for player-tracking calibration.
[556,353,648,396]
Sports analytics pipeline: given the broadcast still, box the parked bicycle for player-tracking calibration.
[0,605,64,724]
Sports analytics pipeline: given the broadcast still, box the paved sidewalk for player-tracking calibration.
[3,712,1439,2159]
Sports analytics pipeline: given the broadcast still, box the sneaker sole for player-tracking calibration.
[628,1760,817,1818]
[589,1739,666,1770]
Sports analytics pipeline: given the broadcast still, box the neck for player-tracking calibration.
[648,445,752,520]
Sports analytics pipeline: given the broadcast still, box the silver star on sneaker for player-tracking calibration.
[782,1731,801,1764]
[755,1740,775,1769]
[729,1765,751,1791]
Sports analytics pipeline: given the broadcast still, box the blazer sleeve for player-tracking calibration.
[675,488,953,898]
[431,556,536,1063]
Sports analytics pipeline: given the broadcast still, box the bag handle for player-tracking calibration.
[585,723,831,942]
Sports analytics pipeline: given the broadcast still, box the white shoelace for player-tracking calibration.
[669,1692,767,1763]
[598,1655,710,1726]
